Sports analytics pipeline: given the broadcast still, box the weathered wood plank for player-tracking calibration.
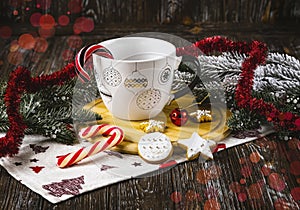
[0,0,299,24]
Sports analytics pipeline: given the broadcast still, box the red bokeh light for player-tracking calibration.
[18,33,36,50]
[73,17,95,34]
[30,12,42,27]
[68,0,82,14]
[170,191,182,204]
[58,15,70,26]
[40,14,55,29]
[13,10,19,16]
[38,27,55,38]
[62,49,75,61]
[34,37,48,53]
[291,187,300,201]
[73,25,81,34]
[67,35,82,49]
[0,26,12,39]
[82,18,94,32]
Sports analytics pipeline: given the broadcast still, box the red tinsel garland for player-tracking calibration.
[177,36,300,131]
[1,36,299,157]
[0,63,76,157]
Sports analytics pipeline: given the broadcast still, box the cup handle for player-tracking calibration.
[172,55,201,100]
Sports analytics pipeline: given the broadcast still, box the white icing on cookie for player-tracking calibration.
[138,132,173,164]
[177,132,214,160]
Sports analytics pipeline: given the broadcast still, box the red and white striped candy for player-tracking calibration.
[75,44,113,82]
[78,124,115,139]
[57,124,124,168]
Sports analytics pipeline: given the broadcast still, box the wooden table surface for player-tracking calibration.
[0,23,299,210]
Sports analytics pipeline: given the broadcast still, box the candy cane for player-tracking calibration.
[57,124,124,168]
[75,44,113,82]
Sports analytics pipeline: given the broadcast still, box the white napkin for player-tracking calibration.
[0,126,271,203]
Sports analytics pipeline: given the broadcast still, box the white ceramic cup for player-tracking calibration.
[92,37,200,120]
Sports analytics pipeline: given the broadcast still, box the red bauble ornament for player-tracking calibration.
[170,108,188,126]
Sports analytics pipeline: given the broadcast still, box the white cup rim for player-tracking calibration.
[97,37,177,63]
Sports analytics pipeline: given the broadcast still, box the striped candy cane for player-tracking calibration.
[57,124,124,168]
[75,44,113,82]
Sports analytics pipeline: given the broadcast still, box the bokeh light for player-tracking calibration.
[73,24,81,34]
[18,33,36,50]
[73,17,94,34]
[30,12,42,27]
[68,0,82,14]
[9,40,19,52]
[7,51,23,65]
[13,10,19,16]
[38,27,55,38]
[34,37,48,52]
[67,35,82,49]
[81,18,94,32]
[58,15,70,26]
[3,0,97,67]
[62,49,74,61]
[0,26,12,39]
[40,14,55,29]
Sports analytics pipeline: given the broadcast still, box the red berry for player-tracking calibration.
[170,108,188,126]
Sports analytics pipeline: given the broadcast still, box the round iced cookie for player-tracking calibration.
[138,132,173,164]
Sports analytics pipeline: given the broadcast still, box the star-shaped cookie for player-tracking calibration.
[177,132,215,160]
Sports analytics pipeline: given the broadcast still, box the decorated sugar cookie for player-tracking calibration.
[138,132,173,164]
[140,120,166,133]
[189,109,212,123]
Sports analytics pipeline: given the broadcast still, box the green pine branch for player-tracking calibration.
[0,78,101,144]
[174,52,299,138]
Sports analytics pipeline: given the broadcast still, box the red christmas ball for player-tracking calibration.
[170,108,188,126]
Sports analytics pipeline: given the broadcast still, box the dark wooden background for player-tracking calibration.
[0,1,300,209]
[1,0,299,25]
